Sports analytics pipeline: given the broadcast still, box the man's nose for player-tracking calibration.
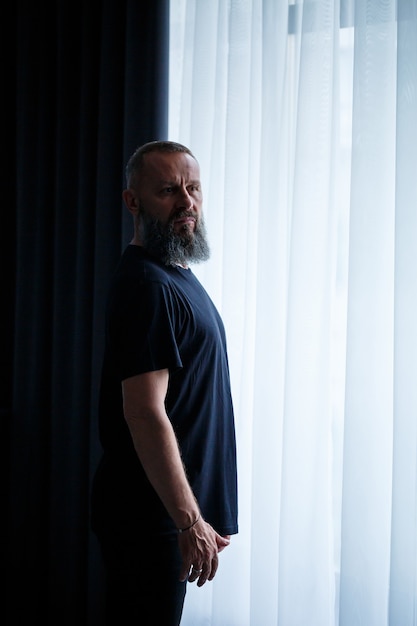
[177,186,193,210]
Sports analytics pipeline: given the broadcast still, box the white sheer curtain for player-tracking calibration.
[168,1,417,624]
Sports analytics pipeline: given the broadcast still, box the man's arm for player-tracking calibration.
[122,368,230,586]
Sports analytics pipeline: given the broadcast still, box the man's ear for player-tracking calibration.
[122,188,139,215]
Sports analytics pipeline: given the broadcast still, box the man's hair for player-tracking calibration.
[125,140,197,188]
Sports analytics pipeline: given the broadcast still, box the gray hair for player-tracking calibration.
[125,140,198,188]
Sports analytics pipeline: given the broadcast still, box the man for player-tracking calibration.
[91,140,238,625]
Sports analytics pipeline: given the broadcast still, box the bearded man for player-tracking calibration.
[91,141,238,626]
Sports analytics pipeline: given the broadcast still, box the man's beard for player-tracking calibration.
[139,208,211,267]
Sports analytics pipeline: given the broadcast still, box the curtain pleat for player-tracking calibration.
[339,3,398,625]
[8,2,169,624]
[389,0,417,622]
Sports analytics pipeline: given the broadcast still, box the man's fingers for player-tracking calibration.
[187,565,202,583]
[205,556,219,583]
[184,554,219,586]
[178,522,229,583]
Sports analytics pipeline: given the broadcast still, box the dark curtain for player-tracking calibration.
[6,1,169,624]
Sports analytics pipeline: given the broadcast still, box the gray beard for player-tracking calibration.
[139,210,211,267]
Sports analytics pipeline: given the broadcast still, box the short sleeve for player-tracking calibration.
[107,278,183,381]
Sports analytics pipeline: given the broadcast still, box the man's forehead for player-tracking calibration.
[144,151,200,177]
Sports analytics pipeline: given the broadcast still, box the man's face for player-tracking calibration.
[138,151,203,230]
[133,151,210,266]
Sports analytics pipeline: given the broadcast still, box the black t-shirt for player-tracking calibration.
[91,245,238,537]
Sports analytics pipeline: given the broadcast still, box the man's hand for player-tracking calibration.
[178,517,231,586]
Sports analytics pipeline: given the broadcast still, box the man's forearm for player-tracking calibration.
[125,408,200,530]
